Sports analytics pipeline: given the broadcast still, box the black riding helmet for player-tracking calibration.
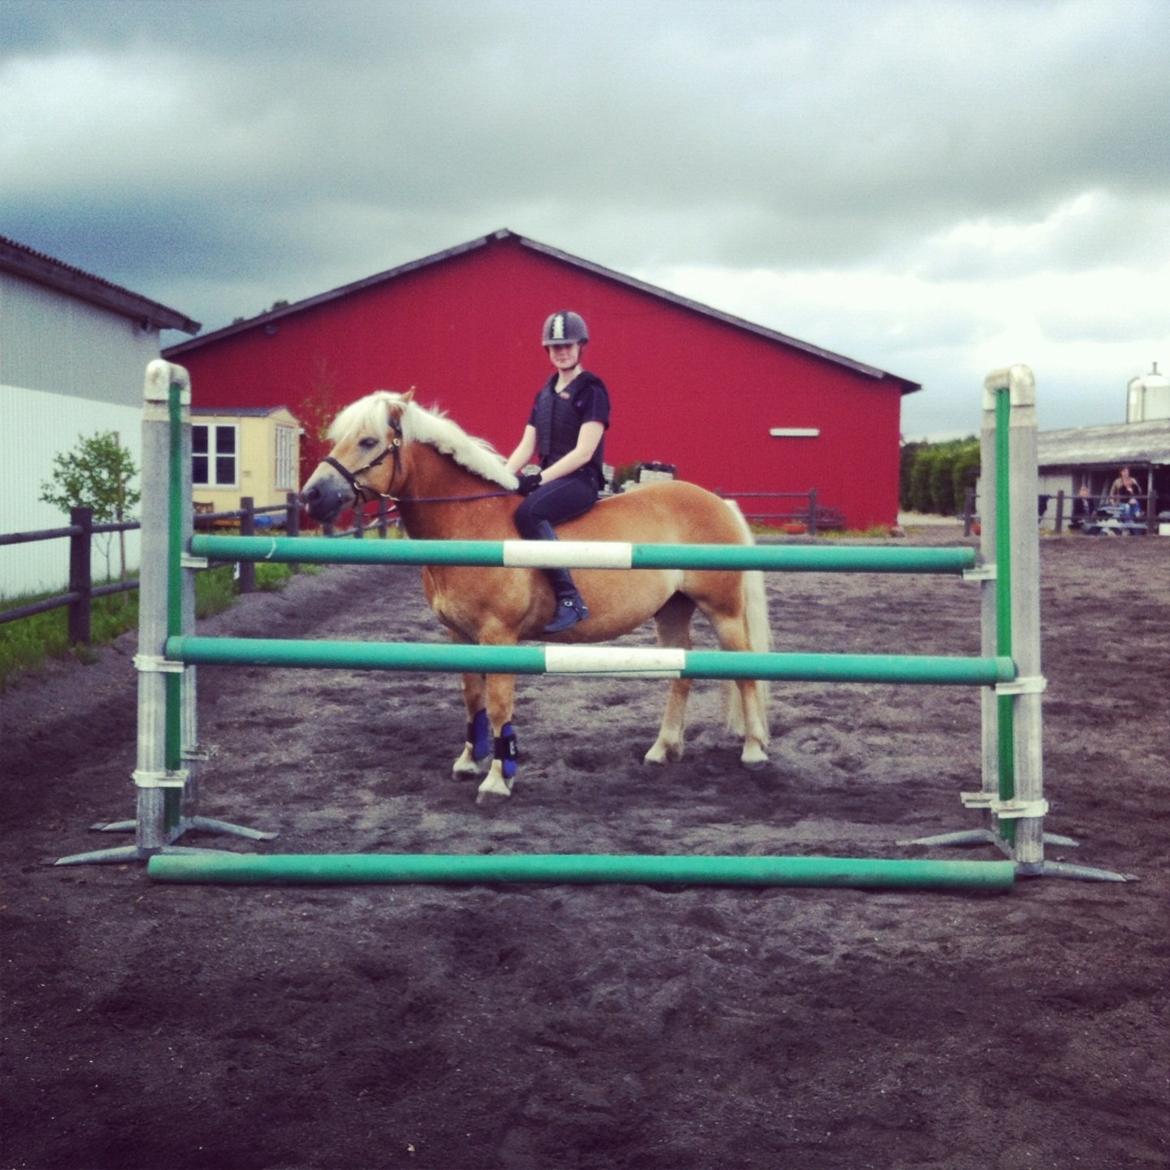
[541,310,589,347]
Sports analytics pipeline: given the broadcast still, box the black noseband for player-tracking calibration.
[324,419,403,505]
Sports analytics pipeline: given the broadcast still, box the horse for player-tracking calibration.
[300,390,771,804]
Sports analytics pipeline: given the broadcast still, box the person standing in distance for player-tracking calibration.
[505,310,611,634]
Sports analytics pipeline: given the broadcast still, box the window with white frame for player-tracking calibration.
[192,424,238,487]
[274,425,298,491]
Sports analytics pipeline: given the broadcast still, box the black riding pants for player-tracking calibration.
[514,469,598,538]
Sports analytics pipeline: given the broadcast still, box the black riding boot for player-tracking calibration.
[534,520,589,634]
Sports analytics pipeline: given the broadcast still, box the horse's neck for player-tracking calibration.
[397,443,514,539]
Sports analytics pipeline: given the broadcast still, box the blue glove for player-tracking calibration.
[517,471,543,496]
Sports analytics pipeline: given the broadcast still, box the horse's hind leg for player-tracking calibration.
[706,608,770,767]
[698,576,771,769]
[644,594,696,765]
[452,671,491,779]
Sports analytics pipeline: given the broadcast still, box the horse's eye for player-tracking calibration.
[358,437,379,450]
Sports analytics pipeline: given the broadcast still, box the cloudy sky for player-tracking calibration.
[3,0,1167,437]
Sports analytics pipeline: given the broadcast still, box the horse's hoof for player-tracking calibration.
[452,745,488,780]
[644,741,682,765]
[739,751,770,771]
[476,775,513,804]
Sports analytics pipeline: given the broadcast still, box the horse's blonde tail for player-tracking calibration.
[721,502,771,742]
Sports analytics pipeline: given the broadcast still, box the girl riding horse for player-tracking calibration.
[505,310,610,634]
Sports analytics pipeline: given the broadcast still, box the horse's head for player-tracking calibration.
[301,390,413,522]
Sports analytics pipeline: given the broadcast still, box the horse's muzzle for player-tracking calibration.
[300,467,351,523]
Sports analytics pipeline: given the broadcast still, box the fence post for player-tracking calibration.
[285,492,300,538]
[67,506,93,645]
[1054,490,1065,534]
[963,487,975,536]
[807,489,818,537]
[239,497,255,593]
[378,498,389,538]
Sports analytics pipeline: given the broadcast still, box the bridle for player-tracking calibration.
[322,416,513,507]
[322,417,405,506]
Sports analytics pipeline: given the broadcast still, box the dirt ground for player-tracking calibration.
[2,534,1167,1170]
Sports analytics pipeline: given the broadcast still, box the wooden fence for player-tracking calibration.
[716,489,845,534]
[0,496,399,647]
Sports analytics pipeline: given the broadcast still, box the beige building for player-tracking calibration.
[189,406,302,514]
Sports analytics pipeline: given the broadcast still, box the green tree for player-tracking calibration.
[951,440,981,517]
[39,431,140,581]
[899,440,927,510]
[900,436,979,515]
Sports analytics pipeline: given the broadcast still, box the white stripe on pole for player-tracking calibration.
[502,541,635,569]
[544,645,686,676]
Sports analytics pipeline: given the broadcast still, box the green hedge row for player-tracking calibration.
[900,437,980,516]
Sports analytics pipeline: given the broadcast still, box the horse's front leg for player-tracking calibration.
[475,672,519,805]
[452,671,491,779]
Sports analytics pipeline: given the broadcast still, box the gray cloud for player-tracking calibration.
[2,0,1167,433]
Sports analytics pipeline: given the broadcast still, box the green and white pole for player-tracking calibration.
[190,535,979,576]
[166,636,1015,686]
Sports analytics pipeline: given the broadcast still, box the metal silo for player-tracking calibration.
[1126,362,1170,422]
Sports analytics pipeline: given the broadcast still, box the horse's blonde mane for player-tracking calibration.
[328,391,517,490]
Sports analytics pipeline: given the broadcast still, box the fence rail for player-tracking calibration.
[961,487,1162,535]
[716,489,845,534]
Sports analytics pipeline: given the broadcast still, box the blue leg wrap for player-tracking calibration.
[466,709,491,761]
[494,722,518,780]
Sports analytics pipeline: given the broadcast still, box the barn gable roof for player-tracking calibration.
[163,229,919,394]
[0,235,200,334]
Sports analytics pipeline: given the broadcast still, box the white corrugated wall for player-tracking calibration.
[1,273,165,596]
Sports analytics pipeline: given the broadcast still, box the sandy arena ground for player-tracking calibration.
[1,533,1167,1170]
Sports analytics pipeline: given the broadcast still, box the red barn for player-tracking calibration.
[164,229,919,529]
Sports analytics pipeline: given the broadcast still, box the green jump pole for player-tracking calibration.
[166,635,1015,686]
[148,852,1015,889]
[162,379,186,834]
[995,384,1017,838]
[191,534,977,575]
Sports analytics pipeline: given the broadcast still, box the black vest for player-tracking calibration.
[532,372,607,480]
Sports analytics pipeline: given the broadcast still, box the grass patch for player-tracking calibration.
[749,523,896,539]
[819,525,899,540]
[0,562,305,690]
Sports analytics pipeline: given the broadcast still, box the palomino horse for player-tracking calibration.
[301,390,771,803]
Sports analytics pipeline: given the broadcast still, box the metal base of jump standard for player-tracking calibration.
[147,852,1016,890]
[56,360,1131,883]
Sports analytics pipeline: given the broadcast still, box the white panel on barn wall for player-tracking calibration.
[0,385,144,596]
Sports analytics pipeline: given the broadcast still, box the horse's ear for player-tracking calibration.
[402,388,415,405]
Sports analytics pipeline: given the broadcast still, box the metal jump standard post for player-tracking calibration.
[901,366,1129,881]
[55,363,276,865]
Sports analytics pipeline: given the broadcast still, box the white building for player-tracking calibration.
[1035,418,1170,530]
[1,237,198,594]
